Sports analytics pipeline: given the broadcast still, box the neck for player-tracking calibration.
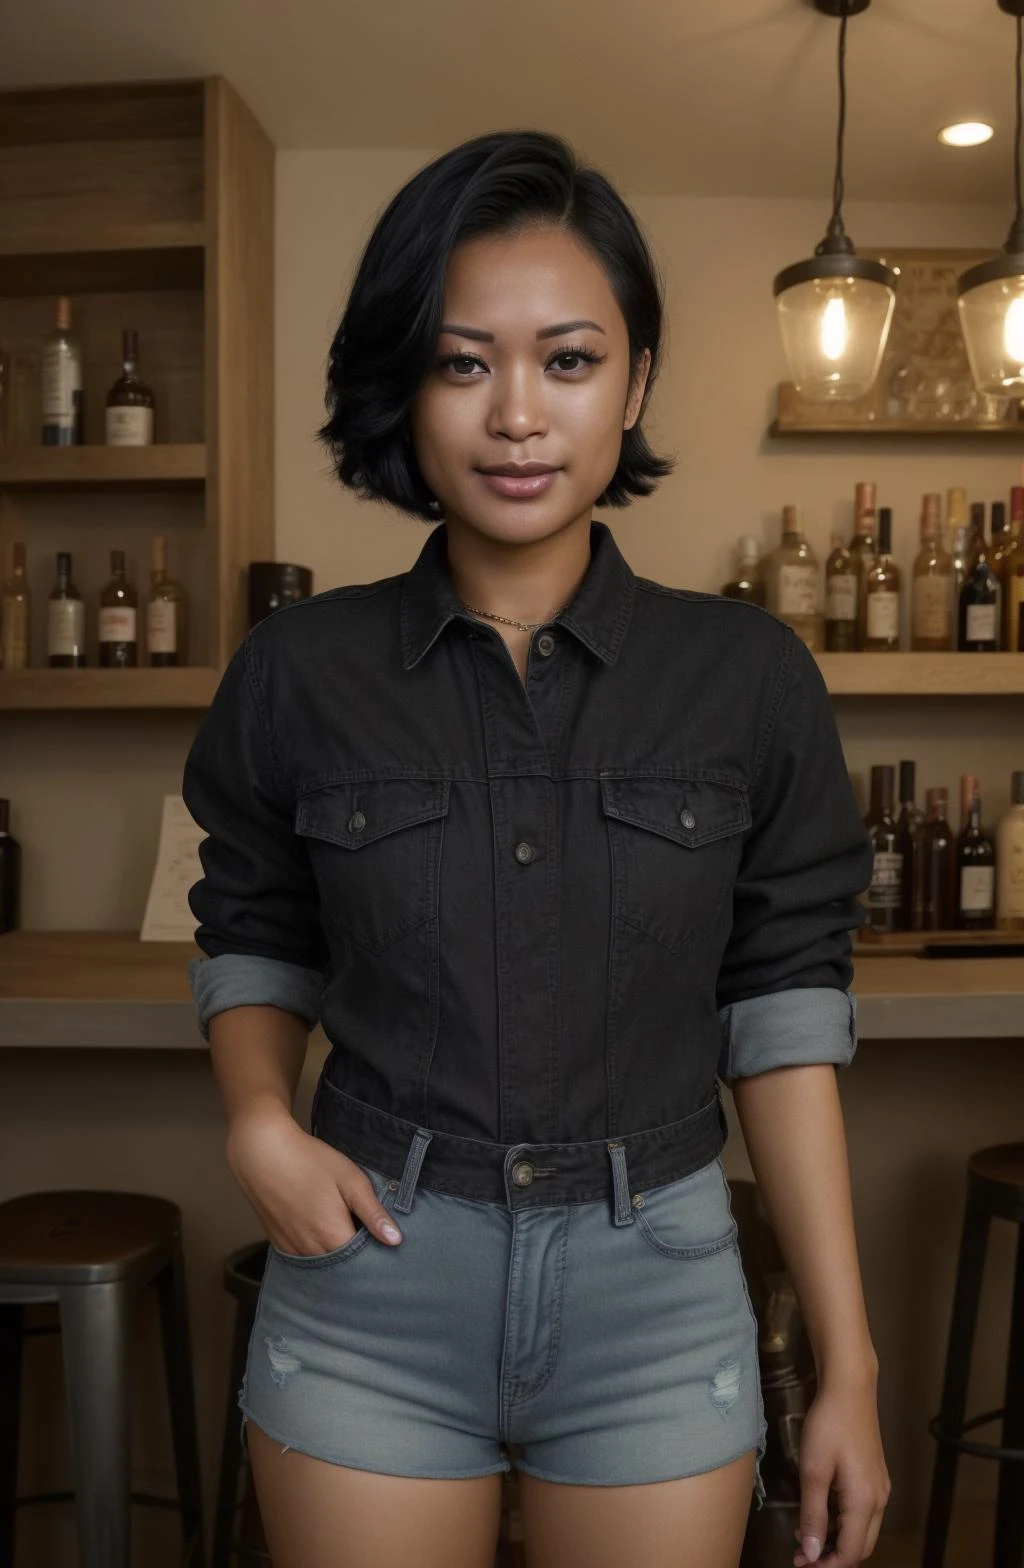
[443,513,593,626]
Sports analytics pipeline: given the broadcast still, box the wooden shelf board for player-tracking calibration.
[769,418,1024,438]
[0,443,206,489]
[0,667,220,711]
[0,235,205,295]
[0,931,201,1004]
[817,652,1024,696]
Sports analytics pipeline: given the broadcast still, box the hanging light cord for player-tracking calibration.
[829,12,848,234]
[1014,15,1023,238]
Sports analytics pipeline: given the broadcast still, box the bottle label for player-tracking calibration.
[105,406,154,446]
[147,600,177,654]
[912,577,952,640]
[825,574,857,623]
[965,602,997,644]
[869,850,903,907]
[99,606,137,642]
[48,598,84,656]
[959,865,995,914]
[866,591,900,642]
[777,564,819,617]
[999,828,1024,918]
[41,344,81,429]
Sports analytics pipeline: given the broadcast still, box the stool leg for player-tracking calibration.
[0,1304,24,1568]
[211,1293,255,1568]
[155,1238,207,1568]
[922,1194,990,1568]
[993,1223,1024,1568]
[60,1280,133,1568]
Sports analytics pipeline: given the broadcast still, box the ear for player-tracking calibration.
[623,347,652,432]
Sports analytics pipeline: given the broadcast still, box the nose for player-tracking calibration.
[485,361,548,443]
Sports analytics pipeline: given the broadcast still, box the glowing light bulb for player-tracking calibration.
[1003,295,1024,365]
[820,295,848,362]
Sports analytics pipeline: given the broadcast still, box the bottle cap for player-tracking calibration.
[992,501,1007,535]
[1011,485,1024,522]
[0,800,8,833]
[55,296,71,331]
[111,549,125,572]
[877,507,893,554]
[899,760,916,802]
[947,487,968,528]
[854,481,877,534]
[926,786,948,811]
[1012,771,1024,806]
[960,773,980,823]
[970,501,986,532]
[781,504,801,534]
[920,493,941,538]
[56,551,71,573]
[736,535,760,566]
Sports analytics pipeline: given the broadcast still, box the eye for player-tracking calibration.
[434,343,607,378]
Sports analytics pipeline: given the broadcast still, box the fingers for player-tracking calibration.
[344,1170,403,1246]
[793,1466,831,1564]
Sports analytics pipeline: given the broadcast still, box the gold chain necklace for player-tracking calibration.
[459,601,571,632]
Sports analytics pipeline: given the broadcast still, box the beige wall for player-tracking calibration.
[5,153,1024,1558]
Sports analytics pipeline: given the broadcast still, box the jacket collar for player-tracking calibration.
[399,518,636,672]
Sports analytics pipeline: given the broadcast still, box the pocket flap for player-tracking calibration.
[600,776,750,849]
[295,778,450,850]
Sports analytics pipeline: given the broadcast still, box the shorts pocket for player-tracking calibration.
[630,1155,739,1261]
[269,1163,397,1269]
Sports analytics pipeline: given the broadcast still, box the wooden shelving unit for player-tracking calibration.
[0,666,219,710]
[0,443,206,489]
[816,652,1024,697]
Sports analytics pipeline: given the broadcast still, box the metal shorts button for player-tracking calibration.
[511,1160,535,1186]
[679,808,696,830]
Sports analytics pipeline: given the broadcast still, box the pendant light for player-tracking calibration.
[957,0,1024,396]
[773,0,897,401]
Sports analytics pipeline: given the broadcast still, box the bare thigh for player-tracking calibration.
[519,1447,757,1568]
[245,1417,505,1568]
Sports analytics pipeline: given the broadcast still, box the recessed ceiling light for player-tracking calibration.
[938,121,995,147]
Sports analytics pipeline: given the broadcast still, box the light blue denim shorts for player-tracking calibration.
[238,1141,767,1501]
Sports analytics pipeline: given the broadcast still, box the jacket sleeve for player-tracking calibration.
[181,633,328,1041]
[716,627,873,1082]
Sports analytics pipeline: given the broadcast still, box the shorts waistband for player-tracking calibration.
[311,1074,729,1211]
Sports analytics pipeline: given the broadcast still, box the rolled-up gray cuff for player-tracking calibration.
[717,987,857,1082]
[188,953,324,1042]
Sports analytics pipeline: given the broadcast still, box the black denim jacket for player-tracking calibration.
[183,520,872,1173]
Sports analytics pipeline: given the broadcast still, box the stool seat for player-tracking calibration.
[967,1143,1024,1223]
[0,1190,180,1282]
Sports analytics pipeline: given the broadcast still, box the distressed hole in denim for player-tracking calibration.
[265,1335,302,1387]
[709,1353,741,1416]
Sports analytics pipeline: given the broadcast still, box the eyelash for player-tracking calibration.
[435,343,607,377]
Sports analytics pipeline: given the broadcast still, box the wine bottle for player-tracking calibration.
[1005,485,1024,651]
[0,799,20,935]
[847,480,877,651]
[41,296,83,446]
[770,506,823,652]
[955,777,996,930]
[920,787,955,931]
[911,492,953,652]
[947,487,971,646]
[895,760,922,931]
[146,534,189,666]
[105,328,155,446]
[864,764,903,934]
[47,552,86,668]
[1,542,31,671]
[996,771,1024,932]
[825,528,858,650]
[958,523,1002,652]
[863,507,901,650]
[98,550,138,668]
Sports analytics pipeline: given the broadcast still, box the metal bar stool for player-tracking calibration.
[0,1189,206,1568]
[922,1143,1024,1568]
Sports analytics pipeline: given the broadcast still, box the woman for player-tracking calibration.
[183,130,890,1568]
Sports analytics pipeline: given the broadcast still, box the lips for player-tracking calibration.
[478,470,560,499]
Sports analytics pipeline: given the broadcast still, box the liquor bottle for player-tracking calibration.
[0,799,20,934]
[825,529,858,650]
[990,501,1010,577]
[47,552,86,667]
[1004,485,1024,651]
[911,492,953,652]
[895,759,922,931]
[721,536,766,606]
[996,771,1024,931]
[770,505,823,652]
[947,487,971,645]
[965,501,987,577]
[98,550,138,668]
[955,777,996,930]
[146,534,189,666]
[105,329,155,446]
[920,787,955,930]
[958,525,1002,651]
[864,764,903,934]
[41,296,83,446]
[862,507,901,650]
[1,542,31,671]
[847,480,877,650]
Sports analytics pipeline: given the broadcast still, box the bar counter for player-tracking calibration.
[0,931,1022,1049]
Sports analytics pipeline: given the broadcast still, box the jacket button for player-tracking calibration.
[512,1160,534,1186]
[514,842,534,863]
[631,1193,645,1209]
[537,633,556,656]
[349,811,366,832]
[679,808,696,831]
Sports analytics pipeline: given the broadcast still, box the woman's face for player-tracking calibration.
[408,224,652,546]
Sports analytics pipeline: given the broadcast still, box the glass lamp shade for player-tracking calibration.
[774,271,896,402]
[957,261,1024,395]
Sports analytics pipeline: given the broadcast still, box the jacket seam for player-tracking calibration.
[750,624,797,794]
[242,633,288,804]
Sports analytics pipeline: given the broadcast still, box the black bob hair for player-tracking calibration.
[317,129,676,522]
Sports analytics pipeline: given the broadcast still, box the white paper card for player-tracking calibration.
[140,795,204,942]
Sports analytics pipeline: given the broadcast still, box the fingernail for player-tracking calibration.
[381,1222,402,1242]
[802,1538,822,1563]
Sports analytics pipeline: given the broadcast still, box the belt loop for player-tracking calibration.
[606,1140,634,1227]
[393,1129,433,1215]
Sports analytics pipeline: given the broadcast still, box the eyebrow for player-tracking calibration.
[438,319,606,342]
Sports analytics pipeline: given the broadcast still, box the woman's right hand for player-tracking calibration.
[225,1097,403,1255]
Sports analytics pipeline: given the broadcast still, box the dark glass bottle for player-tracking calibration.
[721,536,766,606]
[920,787,956,931]
[864,764,903,934]
[959,514,1002,651]
[98,550,138,668]
[955,777,996,930]
[47,551,86,668]
[895,759,922,931]
[105,328,155,446]
[0,798,21,934]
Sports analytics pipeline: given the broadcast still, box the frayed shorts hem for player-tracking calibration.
[515,1436,766,1491]
[239,1404,513,1481]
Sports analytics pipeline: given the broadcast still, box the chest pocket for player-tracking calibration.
[600,775,751,953]
[295,778,450,955]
